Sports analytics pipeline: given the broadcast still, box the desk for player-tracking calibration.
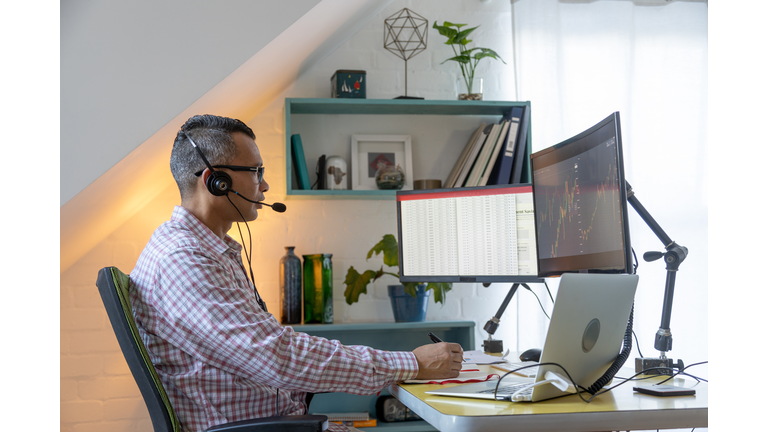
[389,366,707,431]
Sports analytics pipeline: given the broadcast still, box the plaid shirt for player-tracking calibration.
[130,206,418,432]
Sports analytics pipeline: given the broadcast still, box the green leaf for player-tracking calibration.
[427,282,452,305]
[454,26,479,45]
[367,234,399,267]
[432,21,458,39]
[472,48,507,64]
[403,282,420,297]
[343,266,382,305]
[440,54,471,65]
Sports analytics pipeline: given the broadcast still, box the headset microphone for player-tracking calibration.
[231,190,287,213]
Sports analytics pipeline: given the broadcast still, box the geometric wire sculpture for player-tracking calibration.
[384,8,428,98]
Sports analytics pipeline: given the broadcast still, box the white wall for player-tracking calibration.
[60,0,321,205]
[60,0,710,430]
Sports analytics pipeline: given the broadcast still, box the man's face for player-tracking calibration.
[223,132,268,221]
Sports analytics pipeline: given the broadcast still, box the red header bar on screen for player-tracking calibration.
[396,185,533,201]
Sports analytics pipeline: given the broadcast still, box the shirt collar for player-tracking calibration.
[171,206,243,255]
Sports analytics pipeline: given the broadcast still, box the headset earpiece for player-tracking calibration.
[186,132,231,197]
[205,169,232,196]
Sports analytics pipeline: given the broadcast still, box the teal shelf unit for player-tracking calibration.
[284,98,532,199]
[292,320,476,432]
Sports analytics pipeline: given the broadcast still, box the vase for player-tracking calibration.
[387,284,429,322]
[457,77,483,100]
[325,155,348,190]
[303,254,334,324]
[279,247,302,324]
[374,162,405,190]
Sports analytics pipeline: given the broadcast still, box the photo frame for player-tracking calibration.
[351,134,413,191]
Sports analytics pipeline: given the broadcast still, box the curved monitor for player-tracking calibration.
[530,112,632,277]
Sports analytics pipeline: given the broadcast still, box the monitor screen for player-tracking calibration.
[530,112,632,277]
[396,184,539,283]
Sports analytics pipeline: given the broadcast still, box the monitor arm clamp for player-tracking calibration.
[481,283,530,353]
[626,181,688,375]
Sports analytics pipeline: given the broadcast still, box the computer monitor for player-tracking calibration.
[530,112,633,277]
[396,184,539,283]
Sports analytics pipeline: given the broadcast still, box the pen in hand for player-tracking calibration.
[428,332,444,344]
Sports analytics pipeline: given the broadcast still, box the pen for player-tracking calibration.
[428,332,444,344]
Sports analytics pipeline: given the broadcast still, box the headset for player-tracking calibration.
[186,133,232,196]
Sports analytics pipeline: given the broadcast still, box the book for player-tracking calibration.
[453,123,489,188]
[464,122,503,187]
[486,106,523,185]
[290,134,311,190]
[444,122,486,188]
[478,119,511,187]
[330,419,377,427]
[314,412,377,427]
[509,106,531,184]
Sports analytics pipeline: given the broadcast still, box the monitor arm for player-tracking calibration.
[481,283,529,353]
[626,181,688,373]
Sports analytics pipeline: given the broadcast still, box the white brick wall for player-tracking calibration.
[60,1,534,430]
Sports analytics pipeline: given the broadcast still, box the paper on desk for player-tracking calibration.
[462,350,507,364]
[403,370,499,385]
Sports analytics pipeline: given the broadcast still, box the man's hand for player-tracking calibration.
[412,342,464,380]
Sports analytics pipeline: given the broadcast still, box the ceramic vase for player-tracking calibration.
[279,247,302,324]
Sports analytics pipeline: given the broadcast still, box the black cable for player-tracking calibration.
[632,329,645,358]
[520,284,550,320]
[584,303,634,395]
[542,278,555,304]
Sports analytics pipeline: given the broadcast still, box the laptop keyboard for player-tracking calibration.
[477,383,533,399]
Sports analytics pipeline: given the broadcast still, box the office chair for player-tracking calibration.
[96,266,328,432]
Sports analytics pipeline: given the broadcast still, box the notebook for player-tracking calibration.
[426,273,639,402]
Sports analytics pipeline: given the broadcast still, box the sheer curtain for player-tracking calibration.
[508,0,708,369]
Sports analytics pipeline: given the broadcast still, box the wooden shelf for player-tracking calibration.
[284,98,532,200]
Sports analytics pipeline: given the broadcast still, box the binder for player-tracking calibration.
[478,120,511,187]
[509,106,531,184]
[465,122,502,187]
[486,106,523,185]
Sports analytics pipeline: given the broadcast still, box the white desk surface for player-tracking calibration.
[389,366,707,432]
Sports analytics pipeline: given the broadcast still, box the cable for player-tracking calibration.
[583,303,634,395]
[632,329,645,358]
[520,284,551,320]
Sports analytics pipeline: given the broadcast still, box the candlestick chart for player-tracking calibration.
[534,143,624,259]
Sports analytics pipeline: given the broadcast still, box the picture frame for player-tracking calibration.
[351,134,414,191]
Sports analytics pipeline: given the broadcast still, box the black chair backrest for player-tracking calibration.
[96,267,181,432]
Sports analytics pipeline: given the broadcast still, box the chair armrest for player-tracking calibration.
[205,415,328,432]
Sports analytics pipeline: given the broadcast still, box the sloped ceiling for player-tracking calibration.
[60,0,393,272]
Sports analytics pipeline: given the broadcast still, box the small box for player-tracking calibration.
[331,70,366,99]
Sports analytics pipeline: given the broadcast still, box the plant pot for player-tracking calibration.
[388,284,429,322]
[457,77,483,100]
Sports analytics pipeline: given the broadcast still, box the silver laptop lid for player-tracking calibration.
[531,273,638,401]
[425,273,638,402]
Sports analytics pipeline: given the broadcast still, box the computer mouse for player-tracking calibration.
[519,348,542,362]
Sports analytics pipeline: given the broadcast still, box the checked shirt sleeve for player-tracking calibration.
[148,246,419,395]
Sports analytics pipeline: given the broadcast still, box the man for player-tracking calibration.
[130,114,463,432]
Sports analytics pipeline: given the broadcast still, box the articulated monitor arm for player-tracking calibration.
[625,181,688,370]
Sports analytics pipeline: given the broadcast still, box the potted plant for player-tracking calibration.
[344,234,452,321]
[432,21,506,100]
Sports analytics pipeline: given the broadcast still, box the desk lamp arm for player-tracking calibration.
[625,181,688,358]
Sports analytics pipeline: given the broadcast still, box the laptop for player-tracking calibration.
[426,273,639,402]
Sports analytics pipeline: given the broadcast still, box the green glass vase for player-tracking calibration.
[302,254,333,324]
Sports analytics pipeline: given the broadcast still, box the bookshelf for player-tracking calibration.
[284,98,532,199]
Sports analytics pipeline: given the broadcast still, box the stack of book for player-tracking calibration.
[314,412,377,428]
[444,105,530,188]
